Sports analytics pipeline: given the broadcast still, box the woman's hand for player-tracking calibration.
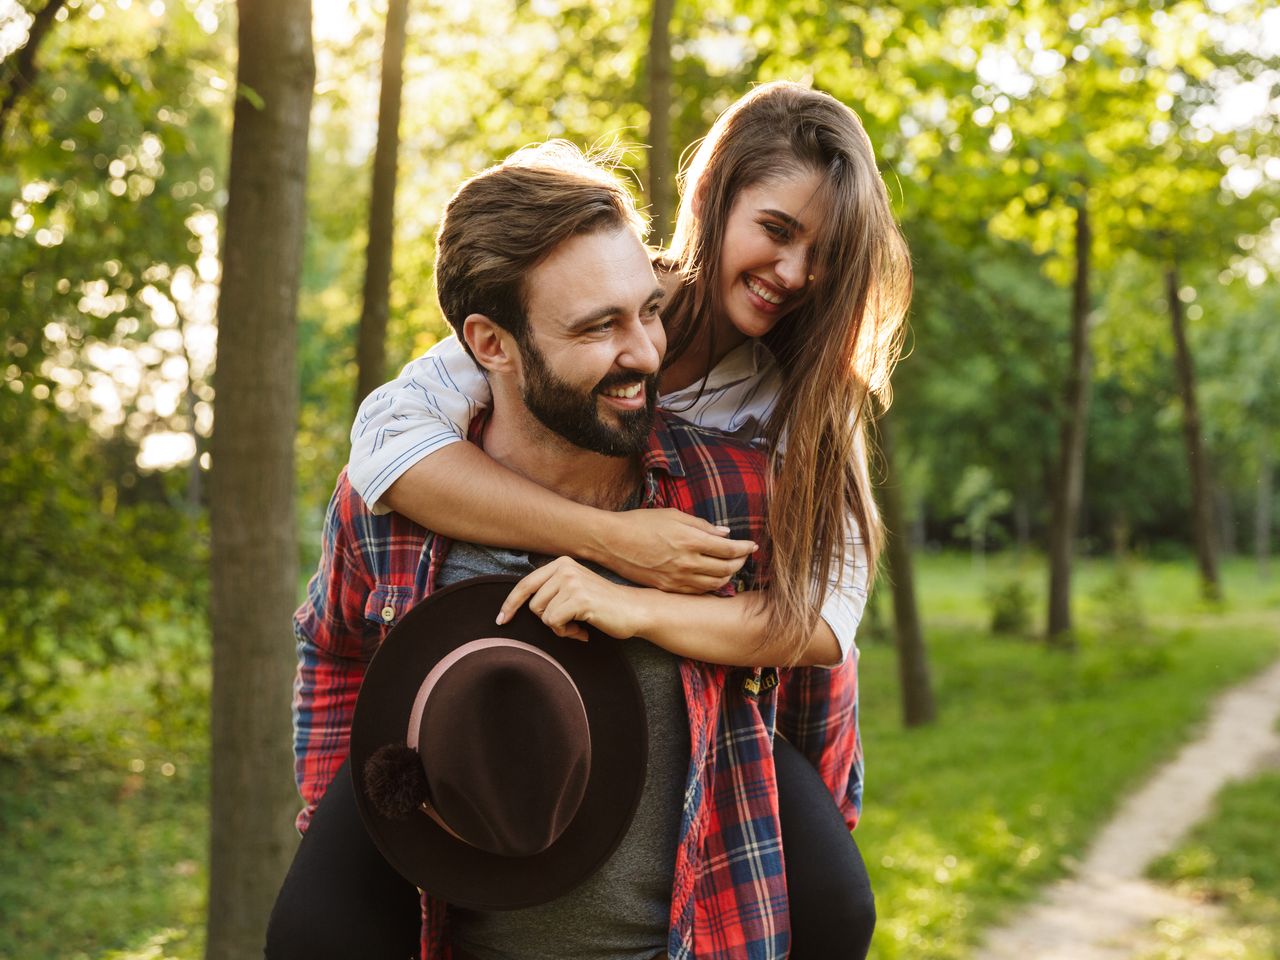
[497,557,653,642]
[591,508,756,594]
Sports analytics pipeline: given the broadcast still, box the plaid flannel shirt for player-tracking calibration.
[293,411,862,960]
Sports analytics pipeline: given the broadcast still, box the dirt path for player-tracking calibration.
[973,656,1280,960]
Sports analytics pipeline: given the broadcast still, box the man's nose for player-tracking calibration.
[619,316,662,373]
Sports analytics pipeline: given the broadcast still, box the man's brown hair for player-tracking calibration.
[434,141,647,354]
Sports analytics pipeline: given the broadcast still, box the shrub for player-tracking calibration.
[987,578,1035,637]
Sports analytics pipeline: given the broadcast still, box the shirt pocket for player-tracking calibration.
[363,583,416,645]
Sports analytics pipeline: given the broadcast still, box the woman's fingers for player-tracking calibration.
[496,563,558,624]
[540,592,590,641]
[497,558,599,641]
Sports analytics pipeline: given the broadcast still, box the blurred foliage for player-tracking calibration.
[0,665,209,959]
[1,0,226,713]
[987,576,1036,637]
[1,0,1278,714]
[0,380,207,714]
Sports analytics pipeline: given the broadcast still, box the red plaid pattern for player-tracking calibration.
[293,411,861,959]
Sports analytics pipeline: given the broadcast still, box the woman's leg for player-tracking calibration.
[265,759,422,960]
[774,736,876,960]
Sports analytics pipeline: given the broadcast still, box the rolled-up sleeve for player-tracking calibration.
[292,473,378,833]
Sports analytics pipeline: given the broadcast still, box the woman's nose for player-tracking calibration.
[776,247,809,289]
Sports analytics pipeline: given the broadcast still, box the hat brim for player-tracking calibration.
[351,575,648,911]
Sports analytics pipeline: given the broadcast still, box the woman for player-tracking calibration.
[348,81,911,955]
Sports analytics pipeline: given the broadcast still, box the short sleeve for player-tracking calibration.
[348,336,493,513]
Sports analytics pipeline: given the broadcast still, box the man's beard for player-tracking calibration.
[518,339,657,458]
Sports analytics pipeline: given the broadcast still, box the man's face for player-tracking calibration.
[516,227,666,457]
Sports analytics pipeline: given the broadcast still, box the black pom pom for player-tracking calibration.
[364,744,429,819]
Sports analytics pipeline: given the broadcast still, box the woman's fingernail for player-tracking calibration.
[495,612,506,625]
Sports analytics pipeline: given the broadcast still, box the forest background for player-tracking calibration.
[1,0,1278,958]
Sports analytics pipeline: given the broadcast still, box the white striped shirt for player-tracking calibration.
[349,335,868,662]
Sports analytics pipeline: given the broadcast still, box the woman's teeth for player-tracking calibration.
[745,275,784,305]
[602,383,643,399]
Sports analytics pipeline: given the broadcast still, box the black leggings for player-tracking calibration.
[773,736,876,959]
[266,740,874,959]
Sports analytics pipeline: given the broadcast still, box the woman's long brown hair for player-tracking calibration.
[663,82,912,664]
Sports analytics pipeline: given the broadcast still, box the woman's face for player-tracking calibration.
[715,167,825,346]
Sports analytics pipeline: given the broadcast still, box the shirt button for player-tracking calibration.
[381,605,395,623]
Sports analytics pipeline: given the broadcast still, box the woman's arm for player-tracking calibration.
[384,444,754,593]
[350,336,753,590]
[496,557,841,667]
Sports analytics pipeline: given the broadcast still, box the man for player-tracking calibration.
[270,143,846,960]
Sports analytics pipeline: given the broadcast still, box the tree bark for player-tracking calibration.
[646,0,675,247]
[1257,433,1273,581]
[354,0,409,413]
[1046,196,1092,644]
[206,1,313,957]
[877,411,936,727]
[0,0,69,138]
[1166,263,1221,600]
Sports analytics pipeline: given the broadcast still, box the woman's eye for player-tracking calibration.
[763,221,790,241]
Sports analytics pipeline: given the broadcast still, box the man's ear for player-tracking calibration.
[462,314,520,374]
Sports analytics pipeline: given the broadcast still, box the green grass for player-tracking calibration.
[855,554,1280,959]
[0,669,210,960]
[1138,765,1280,960]
[0,553,1276,959]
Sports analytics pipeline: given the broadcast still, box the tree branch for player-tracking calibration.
[0,0,70,136]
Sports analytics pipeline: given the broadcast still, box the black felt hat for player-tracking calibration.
[350,575,648,911]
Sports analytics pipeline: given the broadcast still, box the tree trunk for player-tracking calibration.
[1257,433,1273,581]
[354,0,409,413]
[877,411,936,727]
[1046,196,1092,644]
[0,0,69,139]
[206,1,313,957]
[646,0,675,247]
[1166,263,1221,600]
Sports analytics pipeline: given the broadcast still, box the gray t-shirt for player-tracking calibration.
[437,540,689,960]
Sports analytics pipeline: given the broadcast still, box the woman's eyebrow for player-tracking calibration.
[760,208,805,232]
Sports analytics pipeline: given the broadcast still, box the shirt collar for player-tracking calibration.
[665,339,776,398]
[638,410,686,481]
